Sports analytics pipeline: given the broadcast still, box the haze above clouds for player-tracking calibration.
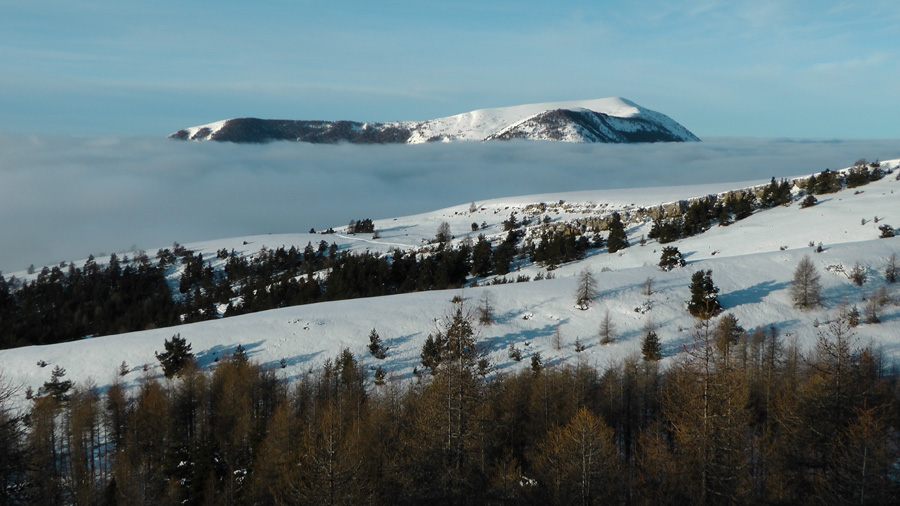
[3,135,899,273]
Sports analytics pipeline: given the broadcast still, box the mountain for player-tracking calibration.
[168,97,700,144]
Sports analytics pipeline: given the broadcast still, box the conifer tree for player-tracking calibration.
[575,267,597,310]
[791,255,822,309]
[642,331,662,361]
[599,308,615,345]
[687,270,721,319]
[368,328,386,359]
[155,333,194,378]
[606,212,629,253]
[885,253,898,283]
[41,365,73,401]
[658,246,685,271]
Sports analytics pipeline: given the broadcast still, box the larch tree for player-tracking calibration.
[599,308,615,345]
[534,407,622,506]
[575,267,597,310]
[790,255,822,309]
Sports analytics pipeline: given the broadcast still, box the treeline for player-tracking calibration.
[0,253,180,349]
[2,310,898,505]
[649,163,889,244]
[2,222,608,349]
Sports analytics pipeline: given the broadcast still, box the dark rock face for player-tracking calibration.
[170,118,413,144]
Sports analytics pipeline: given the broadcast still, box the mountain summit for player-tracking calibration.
[169,97,700,144]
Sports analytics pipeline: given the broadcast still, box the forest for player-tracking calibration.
[1,298,898,505]
[0,220,607,350]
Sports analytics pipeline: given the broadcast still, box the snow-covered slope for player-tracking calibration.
[168,97,699,144]
[2,161,899,408]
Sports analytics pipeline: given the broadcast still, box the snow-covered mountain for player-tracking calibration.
[3,159,899,408]
[168,97,700,144]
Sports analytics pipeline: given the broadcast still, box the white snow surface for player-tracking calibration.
[179,119,230,139]
[405,97,638,142]
[3,160,900,407]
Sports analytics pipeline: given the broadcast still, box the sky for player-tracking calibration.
[2,1,900,138]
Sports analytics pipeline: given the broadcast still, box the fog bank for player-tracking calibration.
[2,135,898,273]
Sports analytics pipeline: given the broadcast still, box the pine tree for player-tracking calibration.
[606,212,629,253]
[420,334,441,371]
[886,253,898,283]
[641,331,662,361]
[155,333,194,378]
[470,234,493,277]
[658,246,685,271]
[530,353,543,374]
[41,365,73,401]
[368,328,386,359]
[687,270,721,319]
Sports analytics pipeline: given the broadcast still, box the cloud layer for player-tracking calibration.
[2,136,899,273]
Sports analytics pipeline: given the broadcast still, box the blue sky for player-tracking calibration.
[1,1,899,138]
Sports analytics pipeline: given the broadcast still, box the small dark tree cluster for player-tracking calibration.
[0,255,180,349]
[760,177,792,208]
[347,218,375,234]
[531,229,590,267]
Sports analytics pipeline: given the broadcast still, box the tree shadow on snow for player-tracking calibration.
[195,340,266,369]
[719,280,790,307]
[480,322,559,359]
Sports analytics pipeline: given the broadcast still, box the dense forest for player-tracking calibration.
[1,300,898,505]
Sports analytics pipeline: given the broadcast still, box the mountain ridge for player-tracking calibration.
[169,97,700,144]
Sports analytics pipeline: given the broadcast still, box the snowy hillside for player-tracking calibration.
[168,97,699,144]
[2,159,899,407]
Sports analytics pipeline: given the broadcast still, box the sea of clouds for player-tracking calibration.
[2,135,898,273]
